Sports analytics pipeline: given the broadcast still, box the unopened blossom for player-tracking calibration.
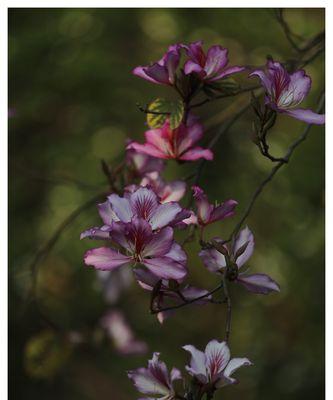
[128,352,182,400]
[183,339,252,388]
[80,186,189,240]
[100,310,147,355]
[249,59,325,124]
[199,227,280,294]
[126,146,165,178]
[182,41,245,82]
[84,217,188,281]
[133,44,181,86]
[127,119,213,162]
[192,186,237,227]
[135,268,212,323]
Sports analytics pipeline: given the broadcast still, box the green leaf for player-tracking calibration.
[146,98,169,129]
[169,99,184,130]
[146,98,184,130]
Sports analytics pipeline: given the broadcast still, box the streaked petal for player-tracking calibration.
[249,69,272,92]
[130,187,159,221]
[133,66,160,84]
[165,242,187,264]
[224,357,253,378]
[184,59,205,76]
[237,273,280,294]
[205,340,230,382]
[204,45,228,78]
[84,247,131,271]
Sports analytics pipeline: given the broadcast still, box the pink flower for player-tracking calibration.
[183,339,252,388]
[134,268,212,324]
[182,41,245,82]
[127,120,213,162]
[128,352,182,399]
[199,227,280,294]
[84,217,188,282]
[100,310,148,355]
[192,186,237,227]
[250,59,325,124]
[133,44,181,86]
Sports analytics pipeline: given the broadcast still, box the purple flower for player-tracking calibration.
[183,339,252,388]
[199,227,280,294]
[81,186,189,240]
[249,60,325,124]
[134,268,212,323]
[127,119,213,162]
[100,310,148,355]
[133,44,181,86]
[128,352,182,399]
[97,268,133,304]
[84,217,188,282]
[192,186,237,227]
[182,41,245,82]
[126,146,165,178]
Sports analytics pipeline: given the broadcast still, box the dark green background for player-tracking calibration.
[9,8,325,400]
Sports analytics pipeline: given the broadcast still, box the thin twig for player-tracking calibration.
[189,85,260,109]
[222,274,232,343]
[229,92,325,242]
[151,283,223,314]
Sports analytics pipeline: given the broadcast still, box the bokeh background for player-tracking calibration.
[9,8,325,400]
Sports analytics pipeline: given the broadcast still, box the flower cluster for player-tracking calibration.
[128,340,252,399]
[80,39,324,399]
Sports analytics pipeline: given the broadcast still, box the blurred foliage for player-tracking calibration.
[9,8,324,400]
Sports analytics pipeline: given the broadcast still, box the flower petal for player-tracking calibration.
[143,226,174,257]
[199,247,226,273]
[164,242,187,264]
[80,226,112,240]
[179,147,214,161]
[204,45,228,78]
[107,194,133,223]
[210,199,238,223]
[233,226,254,268]
[130,187,159,221]
[133,66,160,84]
[149,202,182,230]
[183,344,208,384]
[224,357,253,378]
[205,340,230,382]
[127,141,168,159]
[249,69,272,92]
[184,59,205,76]
[144,63,170,85]
[98,200,119,224]
[211,65,245,81]
[84,247,131,271]
[282,108,325,124]
[143,257,187,281]
[237,273,280,294]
